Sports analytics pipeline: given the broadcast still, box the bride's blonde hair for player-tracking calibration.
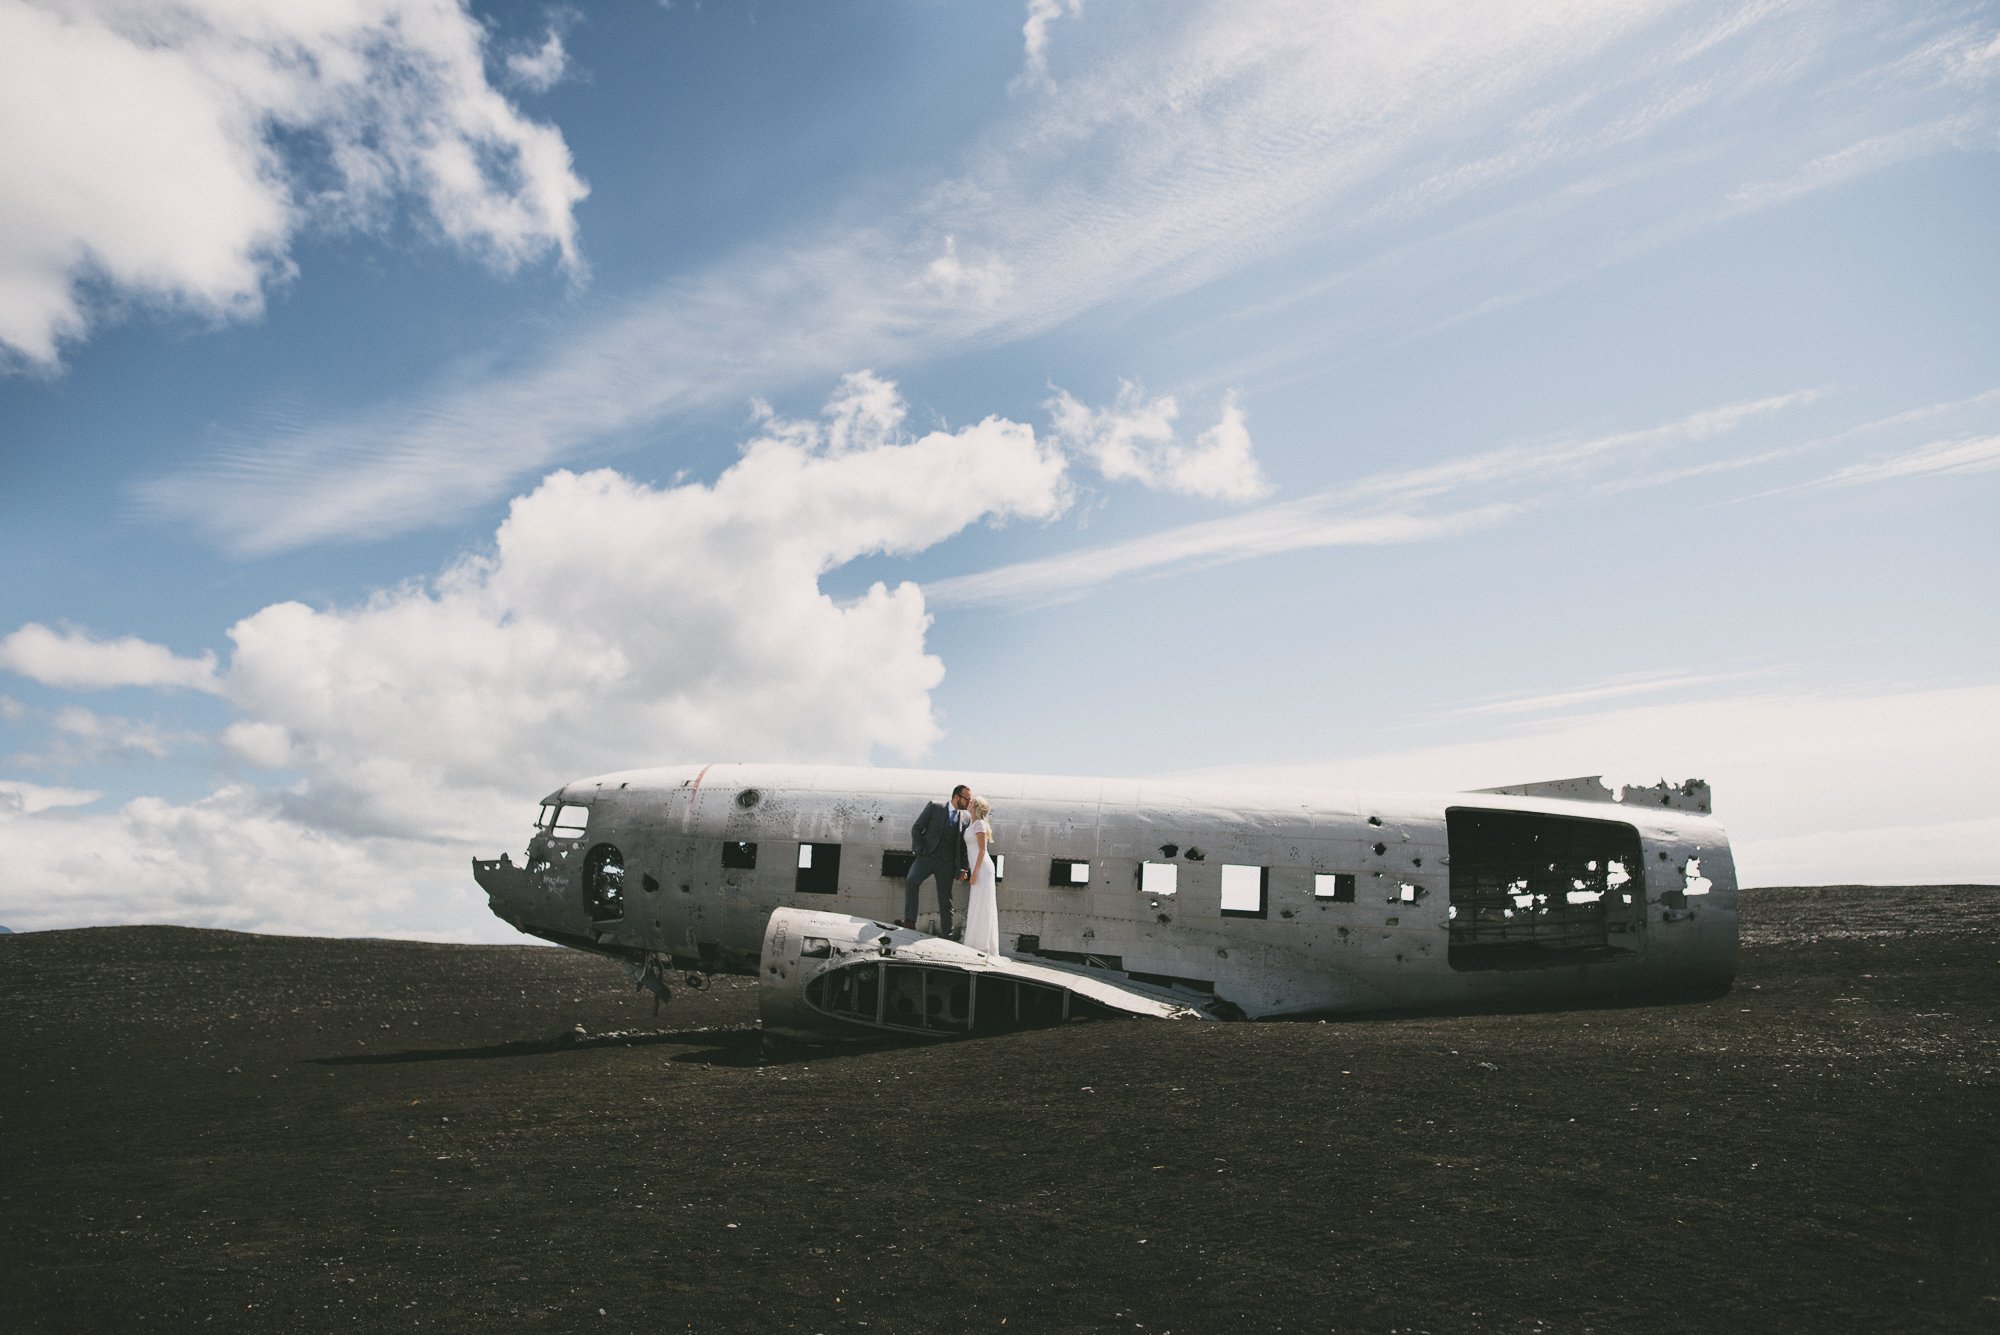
[970,796,992,834]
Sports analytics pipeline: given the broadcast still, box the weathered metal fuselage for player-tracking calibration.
[472,762,1737,1019]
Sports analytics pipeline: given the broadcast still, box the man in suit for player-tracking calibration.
[904,783,972,936]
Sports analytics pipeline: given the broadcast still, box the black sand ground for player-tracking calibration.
[3,885,1995,1333]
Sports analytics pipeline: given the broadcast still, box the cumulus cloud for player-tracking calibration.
[0,0,587,368]
[505,25,570,93]
[0,787,472,937]
[0,623,223,693]
[17,374,1068,867]
[1048,383,1271,501]
[6,375,1072,932]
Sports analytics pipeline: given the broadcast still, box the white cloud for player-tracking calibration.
[0,786,478,937]
[1745,814,2000,889]
[1048,383,1271,501]
[1344,391,1821,506]
[49,705,173,760]
[150,0,1911,552]
[1428,668,1779,721]
[219,401,1067,840]
[1815,433,2000,488]
[0,777,101,814]
[0,0,587,368]
[922,235,1013,310]
[8,376,1074,934]
[929,497,1511,609]
[1173,681,2000,887]
[0,623,223,693]
[932,389,1816,608]
[1019,0,1082,83]
[505,26,570,94]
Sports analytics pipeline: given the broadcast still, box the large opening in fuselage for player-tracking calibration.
[1446,808,1643,970]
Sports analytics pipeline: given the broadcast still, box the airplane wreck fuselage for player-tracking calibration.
[472,763,1737,1030]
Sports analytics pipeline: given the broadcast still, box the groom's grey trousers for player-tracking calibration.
[903,858,955,936]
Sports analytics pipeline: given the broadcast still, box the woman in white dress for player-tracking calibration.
[962,797,1000,955]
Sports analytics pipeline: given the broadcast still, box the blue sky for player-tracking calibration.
[2,0,1996,939]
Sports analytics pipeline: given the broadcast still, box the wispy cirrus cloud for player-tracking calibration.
[931,390,1821,608]
[1813,433,2000,488]
[1734,389,2000,498]
[927,499,1516,609]
[1018,0,1083,85]
[1424,667,1780,722]
[136,0,1996,554]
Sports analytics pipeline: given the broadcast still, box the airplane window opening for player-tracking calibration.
[535,802,557,830]
[1049,858,1091,887]
[1314,873,1356,903]
[807,962,882,1024]
[721,841,757,869]
[1445,808,1645,970]
[795,842,842,895]
[880,849,915,879]
[552,804,590,837]
[801,936,831,959]
[1220,864,1268,918]
[1139,861,1178,896]
[581,843,624,920]
[993,854,1005,882]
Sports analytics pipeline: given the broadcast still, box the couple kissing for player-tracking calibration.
[902,783,999,955]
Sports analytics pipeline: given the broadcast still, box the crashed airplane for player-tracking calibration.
[473,764,1735,1042]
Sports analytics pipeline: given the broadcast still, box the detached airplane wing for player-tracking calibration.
[758,908,1209,1042]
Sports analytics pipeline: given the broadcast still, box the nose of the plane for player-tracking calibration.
[473,853,537,929]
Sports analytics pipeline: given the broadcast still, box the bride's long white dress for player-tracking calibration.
[962,818,1000,955]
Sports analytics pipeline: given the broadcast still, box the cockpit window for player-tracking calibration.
[536,803,557,830]
[552,804,590,837]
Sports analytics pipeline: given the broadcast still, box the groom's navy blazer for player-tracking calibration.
[910,801,969,873]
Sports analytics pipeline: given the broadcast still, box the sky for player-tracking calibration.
[1,0,1996,941]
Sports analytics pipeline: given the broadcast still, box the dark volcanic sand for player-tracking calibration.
[3,887,1995,1334]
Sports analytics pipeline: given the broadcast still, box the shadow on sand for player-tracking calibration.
[314,1026,760,1066]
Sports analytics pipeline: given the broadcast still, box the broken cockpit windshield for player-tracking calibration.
[537,802,590,837]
